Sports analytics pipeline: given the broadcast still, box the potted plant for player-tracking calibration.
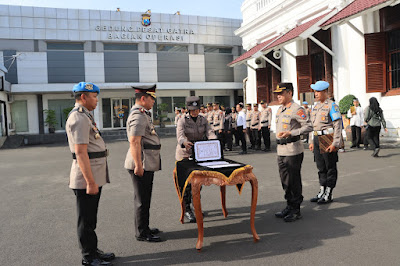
[44,109,57,133]
[157,103,169,128]
[338,94,356,140]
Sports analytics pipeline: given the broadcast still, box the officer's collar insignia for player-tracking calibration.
[85,84,93,90]
[140,108,145,113]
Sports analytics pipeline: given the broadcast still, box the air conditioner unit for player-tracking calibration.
[273,49,282,59]
[7,94,14,103]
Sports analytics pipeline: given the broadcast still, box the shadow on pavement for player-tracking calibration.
[114,187,400,265]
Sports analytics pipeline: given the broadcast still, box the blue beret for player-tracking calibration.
[302,101,308,105]
[310,81,329,91]
[73,82,100,94]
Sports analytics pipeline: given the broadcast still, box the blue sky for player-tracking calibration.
[0,0,244,19]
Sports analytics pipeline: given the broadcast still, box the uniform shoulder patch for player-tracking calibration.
[329,102,341,121]
[296,109,307,120]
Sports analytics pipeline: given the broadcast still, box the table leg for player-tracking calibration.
[249,174,260,242]
[191,177,203,250]
[180,200,185,224]
[220,185,228,218]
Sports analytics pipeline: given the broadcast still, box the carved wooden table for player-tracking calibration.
[173,161,260,250]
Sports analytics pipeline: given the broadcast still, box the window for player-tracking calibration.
[388,29,400,90]
[103,43,138,51]
[11,100,28,132]
[256,51,281,104]
[156,44,188,52]
[204,47,233,54]
[47,42,84,50]
[48,99,75,130]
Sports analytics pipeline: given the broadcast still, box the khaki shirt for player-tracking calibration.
[275,101,312,156]
[213,110,224,131]
[260,108,272,128]
[207,111,214,126]
[250,110,260,130]
[310,99,343,147]
[175,114,216,160]
[174,113,182,126]
[246,110,253,128]
[124,104,161,172]
[66,103,109,189]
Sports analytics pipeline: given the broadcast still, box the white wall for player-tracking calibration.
[139,53,157,83]
[189,54,205,82]
[17,52,48,84]
[84,52,105,83]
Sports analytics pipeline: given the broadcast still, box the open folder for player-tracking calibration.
[193,140,242,168]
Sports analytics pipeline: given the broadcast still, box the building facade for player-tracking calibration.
[0,5,246,135]
[231,0,400,138]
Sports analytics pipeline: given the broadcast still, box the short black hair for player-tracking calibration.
[74,92,90,100]
[237,103,244,108]
[135,92,151,101]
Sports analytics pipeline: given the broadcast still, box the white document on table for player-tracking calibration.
[194,140,222,162]
[198,161,242,169]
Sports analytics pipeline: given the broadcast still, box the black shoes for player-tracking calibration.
[239,151,247,155]
[136,233,162,242]
[185,209,196,223]
[283,209,302,222]
[150,228,160,235]
[82,258,113,266]
[96,249,115,261]
[317,187,333,204]
[262,148,271,152]
[275,206,291,218]
[310,186,325,202]
[372,148,380,157]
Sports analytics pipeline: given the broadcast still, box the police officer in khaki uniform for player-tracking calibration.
[274,83,312,222]
[125,85,162,242]
[174,108,182,127]
[176,96,216,222]
[250,103,261,150]
[66,82,115,266]
[259,100,272,151]
[206,103,214,127]
[212,102,224,141]
[308,81,342,204]
[245,103,254,149]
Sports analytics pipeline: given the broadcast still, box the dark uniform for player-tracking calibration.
[309,81,342,204]
[124,85,162,242]
[273,83,312,222]
[66,82,114,265]
[176,96,216,222]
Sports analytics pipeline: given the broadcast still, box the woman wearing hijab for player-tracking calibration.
[364,97,388,157]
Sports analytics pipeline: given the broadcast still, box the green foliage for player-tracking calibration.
[63,107,74,121]
[44,109,57,128]
[157,103,169,127]
[338,94,356,116]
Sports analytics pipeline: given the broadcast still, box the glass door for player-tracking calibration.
[111,98,132,128]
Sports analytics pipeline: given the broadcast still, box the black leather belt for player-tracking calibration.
[246,119,251,122]
[261,121,268,124]
[276,135,301,145]
[72,150,108,159]
[251,123,259,127]
[214,123,220,126]
[143,144,161,150]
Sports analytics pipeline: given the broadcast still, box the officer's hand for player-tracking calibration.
[219,130,223,134]
[87,183,99,195]
[309,143,314,151]
[228,131,231,134]
[326,144,337,153]
[243,129,246,133]
[134,165,144,177]
[384,128,388,132]
[278,131,291,138]
[183,141,194,150]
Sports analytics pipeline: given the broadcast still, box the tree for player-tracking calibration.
[44,109,57,133]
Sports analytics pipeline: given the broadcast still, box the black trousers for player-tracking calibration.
[129,170,154,237]
[313,136,338,188]
[223,131,233,150]
[73,186,103,259]
[246,127,254,147]
[251,129,261,148]
[261,127,271,149]
[277,153,304,209]
[367,126,381,149]
[351,125,361,147]
[237,126,247,152]
[232,128,240,145]
[214,130,224,143]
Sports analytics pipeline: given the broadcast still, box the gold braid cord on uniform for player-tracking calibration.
[173,161,251,203]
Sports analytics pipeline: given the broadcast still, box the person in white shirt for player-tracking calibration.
[347,98,364,148]
[236,103,247,154]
